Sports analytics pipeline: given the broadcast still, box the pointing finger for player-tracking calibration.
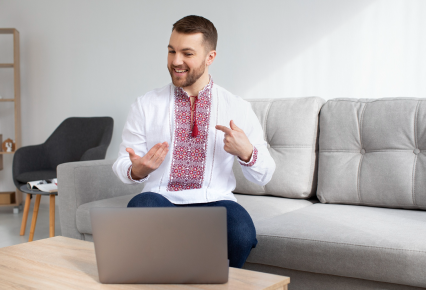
[215,125,232,135]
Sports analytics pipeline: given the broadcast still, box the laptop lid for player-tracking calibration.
[91,207,228,284]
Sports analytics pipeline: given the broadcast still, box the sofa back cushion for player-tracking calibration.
[233,97,325,199]
[317,98,426,210]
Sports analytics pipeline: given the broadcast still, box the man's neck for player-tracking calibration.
[183,72,210,96]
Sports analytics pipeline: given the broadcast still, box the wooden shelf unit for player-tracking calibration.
[0,28,22,208]
[0,63,14,68]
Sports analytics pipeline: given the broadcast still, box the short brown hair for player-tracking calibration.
[172,15,218,51]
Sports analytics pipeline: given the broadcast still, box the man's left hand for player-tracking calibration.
[215,120,253,162]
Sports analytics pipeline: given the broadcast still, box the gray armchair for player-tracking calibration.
[12,117,114,189]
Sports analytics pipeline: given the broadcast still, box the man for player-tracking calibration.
[113,15,275,268]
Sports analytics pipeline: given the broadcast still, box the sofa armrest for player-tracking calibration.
[57,159,144,239]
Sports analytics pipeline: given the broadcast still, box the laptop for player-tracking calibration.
[90,207,229,284]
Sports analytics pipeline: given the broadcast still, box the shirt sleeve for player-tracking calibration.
[126,165,150,183]
[112,97,151,184]
[238,101,276,186]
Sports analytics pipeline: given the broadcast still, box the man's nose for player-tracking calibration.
[172,53,184,67]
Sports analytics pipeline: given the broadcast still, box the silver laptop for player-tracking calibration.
[91,207,229,284]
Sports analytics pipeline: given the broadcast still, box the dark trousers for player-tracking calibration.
[127,192,258,268]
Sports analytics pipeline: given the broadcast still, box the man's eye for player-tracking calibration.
[185,53,193,56]
[168,51,175,54]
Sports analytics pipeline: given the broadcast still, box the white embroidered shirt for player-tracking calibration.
[112,78,275,204]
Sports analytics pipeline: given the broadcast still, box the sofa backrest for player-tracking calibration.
[233,97,325,199]
[317,98,426,210]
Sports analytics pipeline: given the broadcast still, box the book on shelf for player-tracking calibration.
[27,179,58,192]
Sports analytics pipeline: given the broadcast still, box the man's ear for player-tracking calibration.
[206,50,217,66]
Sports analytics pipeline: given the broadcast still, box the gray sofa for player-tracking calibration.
[58,97,426,290]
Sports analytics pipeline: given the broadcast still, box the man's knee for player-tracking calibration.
[127,192,172,207]
[230,219,257,247]
[227,217,258,268]
[217,201,257,248]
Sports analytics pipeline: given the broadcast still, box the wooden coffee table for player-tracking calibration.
[0,237,289,289]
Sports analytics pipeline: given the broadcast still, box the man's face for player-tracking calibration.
[167,30,210,88]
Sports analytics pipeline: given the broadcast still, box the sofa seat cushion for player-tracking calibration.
[234,193,317,226]
[76,193,316,235]
[247,203,426,288]
[76,194,137,234]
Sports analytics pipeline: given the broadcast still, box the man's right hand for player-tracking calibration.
[126,142,169,180]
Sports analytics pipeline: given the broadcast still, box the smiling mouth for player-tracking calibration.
[174,68,188,73]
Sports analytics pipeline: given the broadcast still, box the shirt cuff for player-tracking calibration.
[238,146,258,167]
[127,165,149,183]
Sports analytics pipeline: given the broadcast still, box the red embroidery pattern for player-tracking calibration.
[239,146,258,167]
[127,165,133,180]
[167,79,213,191]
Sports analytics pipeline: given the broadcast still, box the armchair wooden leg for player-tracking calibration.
[20,194,31,236]
[29,195,41,242]
[49,194,55,237]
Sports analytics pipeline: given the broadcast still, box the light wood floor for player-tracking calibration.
[0,200,61,248]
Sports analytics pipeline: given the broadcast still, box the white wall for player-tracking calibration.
[0,0,425,192]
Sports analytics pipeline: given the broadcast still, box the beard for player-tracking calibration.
[168,60,206,88]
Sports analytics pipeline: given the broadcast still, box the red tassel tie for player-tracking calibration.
[192,122,198,137]
[190,96,198,137]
